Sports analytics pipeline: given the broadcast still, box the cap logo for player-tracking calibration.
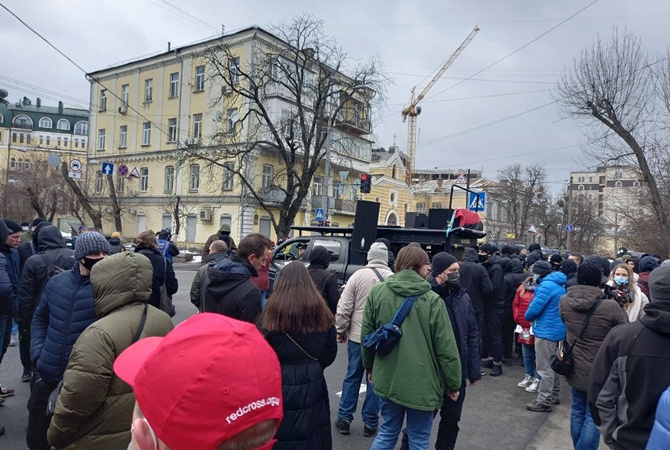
[225,397,281,425]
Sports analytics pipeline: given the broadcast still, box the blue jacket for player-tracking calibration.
[525,271,567,341]
[0,247,20,316]
[30,266,97,385]
[647,386,670,449]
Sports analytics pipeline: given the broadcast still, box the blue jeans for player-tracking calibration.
[371,398,435,450]
[571,388,601,450]
[521,343,537,377]
[260,291,268,308]
[337,341,380,428]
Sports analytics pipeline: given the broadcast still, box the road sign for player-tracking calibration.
[456,174,467,184]
[47,154,61,167]
[117,164,129,177]
[129,167,140,178]
[468,191,486,212]
[527,224,538,234]
[69,159,82,171]
[565,224,575,232]
[68,171,82,180]
[101,162,114,175]
[315,208,324,221]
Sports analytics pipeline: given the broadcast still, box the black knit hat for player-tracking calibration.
[479,243,498,255]
[549,254,563,270]
[577,262,602,287]
[531,260,553,277]
[3,220,22,234]
[30,218,46,228]
[431,252,458,277]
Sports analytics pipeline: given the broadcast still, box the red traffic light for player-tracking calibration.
[360,173,368,181]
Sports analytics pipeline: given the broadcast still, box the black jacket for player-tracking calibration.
[561,260,579,288]
[18,221,52,273]
[108,237,124,255]
[459,247,493,313]
[526,249,544,269]
[264,327,337,450]
[308,246,340,315]
[0,220,19,316]
[204,255,262,323]
[18,225,75,330]
[429,276,480,382]
[134,247,178,310]
[501,259,527,307]
[483,254,504,307]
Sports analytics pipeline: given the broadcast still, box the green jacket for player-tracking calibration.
[48,252,174,450]
[361,269,462,411]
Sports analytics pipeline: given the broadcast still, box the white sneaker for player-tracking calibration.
[525,379,540,393]
[517,374,533,388]
[8,335,16,347]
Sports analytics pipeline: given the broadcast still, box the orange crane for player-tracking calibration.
[401,25,480,184]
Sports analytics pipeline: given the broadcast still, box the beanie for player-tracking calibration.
[531,260,552,277]
[3,220,22,234]
[432,252,458,277]
[479,243,498,255]
[31,218,46,228]
[501,245,515,256]
[649,265,670,306]
[640,255,660,273]
[528,243,542,253]
[549,254,563,270]
[367,242,388,263]
[577,261,602,287]
[75,231,111,261]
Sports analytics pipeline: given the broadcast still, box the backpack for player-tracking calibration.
[41,264,66,296]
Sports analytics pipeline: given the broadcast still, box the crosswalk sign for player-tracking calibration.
[468,192,486,212]
[315,208,324,221]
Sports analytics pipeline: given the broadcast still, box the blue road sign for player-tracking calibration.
[565,224,575,232]
[468,191,486,212]
[117,164,129,177]
[315,208,325,221]
[101,162,114,175]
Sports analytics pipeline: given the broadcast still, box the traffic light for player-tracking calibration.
[360,173,371,193]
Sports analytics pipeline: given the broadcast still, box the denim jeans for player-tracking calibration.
[535,337,560,404]
[337,340,380,428]
[371,398,435,450]
[571,388,601,450]
[484,306,503,363]
[260,290,268,308]
[521,343,537,378]
[0,314,13,364]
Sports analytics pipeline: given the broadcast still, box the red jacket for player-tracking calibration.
[513,284,535,329]
[251,257,270,292]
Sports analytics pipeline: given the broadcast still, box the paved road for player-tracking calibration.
[0,267,603,449]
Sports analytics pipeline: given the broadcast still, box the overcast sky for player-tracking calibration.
[2,0,669,190]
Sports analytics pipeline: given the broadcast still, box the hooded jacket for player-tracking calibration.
[459,247,493,313]
[483,254,504,307]
[513,278,535,330]
[202,227,237,261]
[559,286,626,392]
[203,255,262,323]
[189,252,228,311]
[134,246,178,310]
[361,269,462,411]
[47,253,174,450]
[561,260,579,288]
[18,221,52,272]
[524,271,567,341]
[526,249,544,268]
[308,246,340,315]
[501,258,526,307]
[588,265,670,450]
[0,220,18,316]
[18,226,75,330]
[107,236,124,255]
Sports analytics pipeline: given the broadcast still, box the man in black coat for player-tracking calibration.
[308,246,340,315]
[479,243,505,376]
[525,243,544,269]
[459,247,493,350]
[18,220,51,273]
[203,233,272,323]
[500,258,526,362]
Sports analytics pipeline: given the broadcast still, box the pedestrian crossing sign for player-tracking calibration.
[468,192,486,212]
[315,208,324,221]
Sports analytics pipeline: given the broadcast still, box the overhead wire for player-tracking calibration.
[386,88,551,107]
[148,0,218,32]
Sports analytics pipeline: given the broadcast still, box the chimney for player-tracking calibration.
[36,98,42,108]
[22,96,30,106]
[437,178,443,190]
[58,101,64,114]
[168,42,171,52]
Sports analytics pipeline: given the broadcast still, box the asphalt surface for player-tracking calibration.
[0,267,604,449]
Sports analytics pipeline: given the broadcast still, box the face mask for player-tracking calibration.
[614,276,629,286]
[129,418,158,450]
[81,256,104,272]
[446,272,460,286]
[478,254,488,263]
[533,274,540,282]
[22,226,29,232]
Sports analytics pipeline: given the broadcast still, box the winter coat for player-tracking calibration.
[107,237,124,255]
[559,285,627,392]
[202,232,237,261]
[264,328,337,450]
[47,252,174,450]
[638,272,651,298]
[524,271,567,341]
[134,246,178,310]
[204,255,262,323]
[459,247,493,313]
[513,279,535,330]
[157,238,179,261]
[526,249,544,269]
[30,266,98,386]
[361,269,462,411]
[501,259,526,308]
[588,298,670,450]
[18,221,52,272]
[308,246,340,315]
[561,260,579,288]
[18,226,75,331]
[0,221,18,316]
[336,262,393,343]
[606,280,649,323]
[647,385,670,450]
[251,256,271,292]
[429,276,480,382]
[20,229,33,244]
[483,255,504,307]
[190,252,228,311]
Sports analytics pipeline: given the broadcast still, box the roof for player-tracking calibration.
[0,100,88,129]
[412,177,499,194]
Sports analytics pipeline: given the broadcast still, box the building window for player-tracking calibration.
[195,65,205,91]
[27,134,32,144]
[74,121,88,136]
[577,184,584,191]
[74,138,78,148]
[62,137,67,147]
[227,108,238,134]
[262,164,273,190]
[193,113,202,139]
[167,118,177,142]
[56,137,61,147]
[100,89,107,111]
[142,122,151,145]
[98,129,106,151]
[13,115,33,129]
[615,171,623,179]
[222,162,234,191]
[144,78,153,102]
[81,139,86,148]
[589,176,593,182]
[229,57,240,85]
[615,181,623,187]
[39,117,53,129]
[57,119,70,130]
[24,159,30,170]
[431,202,442,209]
[16,158,23,170]
[164,166,174,193]
[169,72,179,97]
[392,164,397,179]
[416,202,426,214]
[39,135,44,146]
[116,174,125,192]
[9,158,15,170]
[95,171,103,193]
[46,136,50,146]
[121,84,129,108]
[633,181,641,188]
[119,125,127,148]
[189,164,200,191]
[12,133,16,143]
[332,181,342,199]
[140,167,149,191]
[313,176,323,197]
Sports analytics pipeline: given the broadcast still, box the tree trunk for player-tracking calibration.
[105,175,123,233]
[60,163,103,230]
[173,196,181,236]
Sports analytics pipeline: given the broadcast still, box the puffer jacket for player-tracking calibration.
[525,271,567,341]
[647,386,670,450]
[30,265,97,385]
[559,285,627,392]
[0,220,18,316]
[190,252,228,311]
[134,246,178,310]
[47,252,174,450]
[264,328,337,450]
[361,269,462,411]
[18,225,75,331]
[459,247,493,313]
[204,255,262,322]
[513,278,535,329]
[308,246,340,315]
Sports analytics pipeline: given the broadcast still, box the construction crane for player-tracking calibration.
[401,25,480,184]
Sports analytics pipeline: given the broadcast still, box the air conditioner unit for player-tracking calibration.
[118,104,128,114]
[221,85,232,96]
[185,138,200,147]
[129,190,139,197]
[199,208,213,222]
[127,208,137,215]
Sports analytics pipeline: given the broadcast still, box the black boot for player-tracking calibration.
[490,364,503,377]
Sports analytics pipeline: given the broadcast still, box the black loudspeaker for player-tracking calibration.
[405,212,429,228]
[428,209,453,230]
[351,200,380,252]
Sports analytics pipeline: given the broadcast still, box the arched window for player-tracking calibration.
[13,114,33,129]
[577,184,585,191]
[9,158,16,169]
[74,121,89,136]
[392,164,397,179]
[57,119,70,130]
[386,212,398,226]
[0,113,3,124]
[39,117,53,128]
[24,159,30,170]
[17,158,23,170]
[632,181,641,188]
[615,181,623,187]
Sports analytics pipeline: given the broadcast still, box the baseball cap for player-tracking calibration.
[114,314,283,450]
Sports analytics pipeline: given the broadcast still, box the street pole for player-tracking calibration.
[566,186,573,253]
[322,122,332,225]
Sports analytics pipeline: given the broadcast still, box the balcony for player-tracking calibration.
[333,115,371,135]
[312,196,356,214]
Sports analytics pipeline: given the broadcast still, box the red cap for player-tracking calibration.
[114,313,283,450]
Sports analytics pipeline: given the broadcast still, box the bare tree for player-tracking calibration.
[59,162,103,230]
[557,28,670,253]
[183,14,388,239]
[570,196,606,255]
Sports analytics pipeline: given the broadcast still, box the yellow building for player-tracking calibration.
[86,26,373,245]
[367,145,414,225]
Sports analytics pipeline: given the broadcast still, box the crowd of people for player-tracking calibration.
[2,216,670,450]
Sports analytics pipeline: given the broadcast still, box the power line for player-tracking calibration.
[148,0,218,32]
[386,88,550,107]
[387,71,557,84]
